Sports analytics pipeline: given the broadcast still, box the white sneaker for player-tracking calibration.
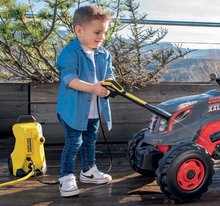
[59,174,79,197]
[79,165,112,184]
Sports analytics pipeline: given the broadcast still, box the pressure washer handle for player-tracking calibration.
[102,79,124,98]
[144,104,171,120]
[102,79,172,120]
[120,91,171,120]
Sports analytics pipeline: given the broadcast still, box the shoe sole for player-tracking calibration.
[60,189,80,197]
[79,177,112,184]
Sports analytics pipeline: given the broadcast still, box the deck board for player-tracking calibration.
[1,142,220,206]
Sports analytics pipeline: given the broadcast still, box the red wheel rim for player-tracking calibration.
[177,158,205,191]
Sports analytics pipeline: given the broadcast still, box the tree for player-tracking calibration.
[0,0,75,82]
[106,0,194,89]
[0,0,194,86]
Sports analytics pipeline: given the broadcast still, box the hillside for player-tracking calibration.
[163,50,220,82]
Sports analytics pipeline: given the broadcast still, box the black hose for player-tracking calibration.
[31,162,59,185]
[97,96,112,173]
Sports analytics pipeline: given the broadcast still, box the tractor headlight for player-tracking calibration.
[159,125,167,132]
[158,119,168,132]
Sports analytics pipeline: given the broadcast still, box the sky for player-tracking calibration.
[16,0,220,49]
[135,0,220,49]
[138,0,220,22]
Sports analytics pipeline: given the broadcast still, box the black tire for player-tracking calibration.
[127,129,156,178]
[156,144,214,202]
[8,157,13,175]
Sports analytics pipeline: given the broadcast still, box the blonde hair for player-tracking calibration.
[72,5,111,31]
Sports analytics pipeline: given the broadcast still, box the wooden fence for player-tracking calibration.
[0,82,219,144]
[0,83,29,136]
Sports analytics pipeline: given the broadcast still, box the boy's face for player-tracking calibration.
[75,19,109,51]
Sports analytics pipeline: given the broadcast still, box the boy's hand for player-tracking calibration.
[93,81,110,97]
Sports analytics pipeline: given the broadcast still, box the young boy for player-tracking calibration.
[56,5,114,197]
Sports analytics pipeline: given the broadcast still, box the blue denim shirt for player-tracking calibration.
[56,38,114,131]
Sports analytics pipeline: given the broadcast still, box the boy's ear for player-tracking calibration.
[75,25,82,36]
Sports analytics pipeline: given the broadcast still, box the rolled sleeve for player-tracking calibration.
[63,73,78,86]
[59,67,78,86]
[56,47,79,86]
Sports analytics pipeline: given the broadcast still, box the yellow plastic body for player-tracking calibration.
[102,80,148,105]
[11,122,47,177]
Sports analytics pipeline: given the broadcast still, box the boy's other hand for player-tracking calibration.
[93,81,110,97]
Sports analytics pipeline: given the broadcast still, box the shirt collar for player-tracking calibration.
[73,37,105,55]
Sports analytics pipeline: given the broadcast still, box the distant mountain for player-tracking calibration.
[163,58,220,82]
[140,41,220,82]
[140,40,220,60]
[187,49,220,60]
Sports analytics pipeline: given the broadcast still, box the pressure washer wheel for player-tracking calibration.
[156,144,214,202]
[127,129,156,178]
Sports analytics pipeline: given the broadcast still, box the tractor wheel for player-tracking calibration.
[8,157,13,175]
[127,129,156,178]
[156,144,214,202]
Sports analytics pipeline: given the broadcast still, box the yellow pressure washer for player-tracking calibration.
[102,79,171,120]
[0,115,48,187]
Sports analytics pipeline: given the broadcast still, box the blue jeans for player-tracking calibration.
[58,115,100,177]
